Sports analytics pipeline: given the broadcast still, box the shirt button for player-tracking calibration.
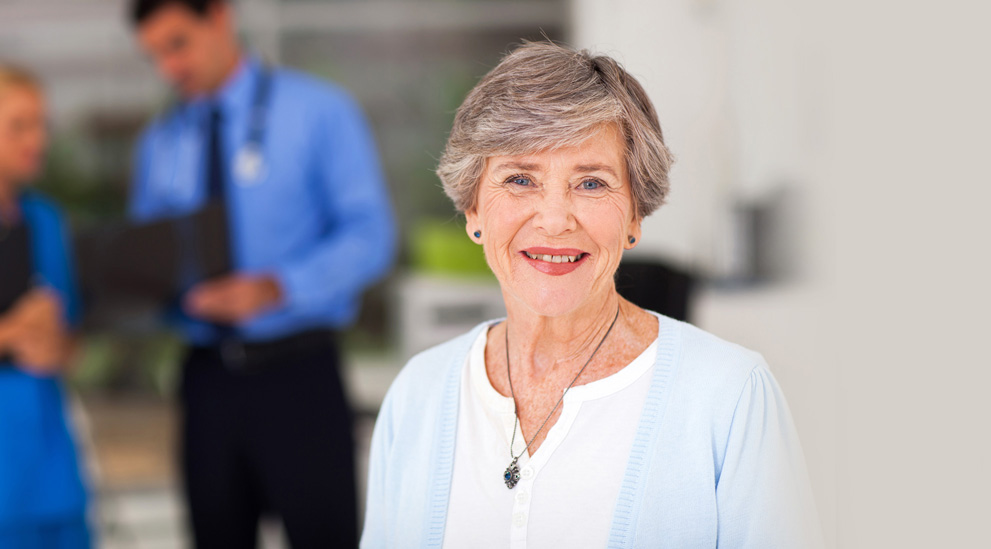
[515,490,530,504]
[513,512,526,527]
[520,466,534,480]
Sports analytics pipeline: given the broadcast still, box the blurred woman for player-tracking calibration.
[0,64,90,548]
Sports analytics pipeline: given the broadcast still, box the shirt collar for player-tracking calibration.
[184,54,261,116]
[214,54,261,113]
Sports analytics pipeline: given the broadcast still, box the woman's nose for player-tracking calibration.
[533,192,577,236]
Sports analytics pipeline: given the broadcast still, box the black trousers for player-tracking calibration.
[179,335,357,548]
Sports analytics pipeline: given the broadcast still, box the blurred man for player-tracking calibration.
[128,0,396,546]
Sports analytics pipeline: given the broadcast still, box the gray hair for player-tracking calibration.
[437,41,674,218]
[0,62,42,98]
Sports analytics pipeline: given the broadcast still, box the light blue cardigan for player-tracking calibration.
[361,313,822,548]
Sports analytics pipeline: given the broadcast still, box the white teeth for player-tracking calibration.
[525,252,582,263]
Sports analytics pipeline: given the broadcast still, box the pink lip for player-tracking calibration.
[524,247,585,256]
[520,247,589,276]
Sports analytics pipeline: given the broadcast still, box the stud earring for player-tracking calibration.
[628,236,636,244]
[473,230,482,238]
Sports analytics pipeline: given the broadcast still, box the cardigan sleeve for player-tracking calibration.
[714,362,823,548]
[360,383,396,548]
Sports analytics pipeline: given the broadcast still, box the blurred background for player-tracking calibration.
[2,0,988,547]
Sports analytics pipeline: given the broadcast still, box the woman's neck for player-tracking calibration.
[503,289,625,380]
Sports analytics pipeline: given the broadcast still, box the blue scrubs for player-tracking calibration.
[0,191,90,548]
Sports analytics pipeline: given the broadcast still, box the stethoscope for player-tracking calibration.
[232,64,273,184]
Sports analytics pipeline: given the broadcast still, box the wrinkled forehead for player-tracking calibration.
[482,122,628,174]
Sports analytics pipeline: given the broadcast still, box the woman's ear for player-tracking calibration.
[465,209,482,243]
[625,217,642,250]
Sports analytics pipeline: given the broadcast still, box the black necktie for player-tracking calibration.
[202,102,235,339]
[206,103,226,200]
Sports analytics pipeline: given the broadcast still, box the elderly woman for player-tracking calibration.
[0,65,89,547]
[362,42,821,548]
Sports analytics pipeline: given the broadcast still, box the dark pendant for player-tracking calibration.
[504,458,521,489]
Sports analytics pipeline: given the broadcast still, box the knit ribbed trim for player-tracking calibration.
[424,320,496,547]
[607,313,684,548]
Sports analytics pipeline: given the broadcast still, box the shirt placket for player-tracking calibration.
[506,396,583,549]
[509,459,536,549]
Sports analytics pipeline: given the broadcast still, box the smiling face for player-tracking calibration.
[136,2,236,98]
[0,85,47,187]
[466,123,641,317]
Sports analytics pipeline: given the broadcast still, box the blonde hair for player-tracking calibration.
[0,62,42,99]
[437,41,674,218]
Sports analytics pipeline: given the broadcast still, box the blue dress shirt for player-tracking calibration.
[130,56,396,344]
[0,191,89,544]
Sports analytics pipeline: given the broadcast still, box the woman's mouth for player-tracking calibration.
[520,248,589,275]
[523,251,584,263]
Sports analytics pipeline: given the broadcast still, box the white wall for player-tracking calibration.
[572,0,730,272]
[572,0,990,547]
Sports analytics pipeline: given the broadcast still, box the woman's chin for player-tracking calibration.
[501,260,611,318]
[507,284,596,319]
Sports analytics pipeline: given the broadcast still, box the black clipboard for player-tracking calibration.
[0,222,33,315]
[76,201,232,316]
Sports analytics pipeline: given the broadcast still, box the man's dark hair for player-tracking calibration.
[130,0,224,26]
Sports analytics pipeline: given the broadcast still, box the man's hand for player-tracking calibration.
[183,274,283,324]
[0,288,73,375]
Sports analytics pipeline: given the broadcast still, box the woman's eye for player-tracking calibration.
[580,179,603,190]
[508,175,532,187]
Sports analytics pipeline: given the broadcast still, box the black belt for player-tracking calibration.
[191,328,337,373]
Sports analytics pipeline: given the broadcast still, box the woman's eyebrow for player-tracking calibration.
[493,161,542,173]
[574,164,618,177]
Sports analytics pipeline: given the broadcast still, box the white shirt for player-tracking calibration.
[443,326,658,549]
